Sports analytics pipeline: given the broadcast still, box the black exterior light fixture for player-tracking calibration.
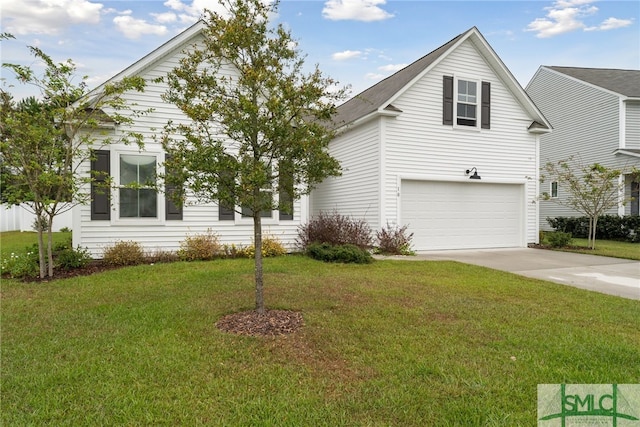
[465,167,481,180]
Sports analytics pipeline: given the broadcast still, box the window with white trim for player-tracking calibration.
[457,79,477,127]
[119,154,158,218]
[551,181,558,198]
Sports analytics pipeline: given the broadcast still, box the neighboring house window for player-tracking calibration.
[443,76,490,129]
[551,182,558,198]
[119,154,157,218]
[91,150,111,220]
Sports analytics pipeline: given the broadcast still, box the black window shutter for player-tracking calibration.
[165,154,183,220]
[481,81,491,129]
[278,164,294,221]
[443,76,454,125]
[91,150,110,220]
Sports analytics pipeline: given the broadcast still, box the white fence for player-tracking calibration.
[1,204,73,232]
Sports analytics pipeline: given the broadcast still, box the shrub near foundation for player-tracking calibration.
[102,241,145,266]
[178,230,223,261]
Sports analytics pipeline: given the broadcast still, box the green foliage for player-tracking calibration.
[232,236,288,259]
[375,223,415,255]
[1,42,148,278]
[159,0,347,312]
[546,231,573,248]
[547,215,640,242]
[0,246,39,279]
[306,242,373,264]
[297,210,373,250]
[56,246,91,271]
[178,230,223,261]
[102,241,145,267]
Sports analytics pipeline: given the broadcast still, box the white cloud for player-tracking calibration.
[526,0,632,38]
[1,0,103,35]
[377,63,407,72]
[585,17,634,32]
[323,0,393,22]
[113,16,168,39]
[332,50,363,61]
[151,12,178,24]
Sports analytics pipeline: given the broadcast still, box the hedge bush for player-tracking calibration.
[306,243,373,264]
[375,223,414,255]
[546,231,573,248]
[178,230,222,261]
[547,215,640,242]
[102,241,146,266]
[297,210,373,250]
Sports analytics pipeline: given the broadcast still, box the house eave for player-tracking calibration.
[614,149,640,159]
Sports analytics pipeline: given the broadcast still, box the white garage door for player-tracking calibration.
[401,180,524,250]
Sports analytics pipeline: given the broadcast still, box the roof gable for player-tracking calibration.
[86,20,207,102]
[546,66,640,98]
[333,27,550,131]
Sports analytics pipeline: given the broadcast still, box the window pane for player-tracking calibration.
[139,161,156,185]
[120,156,138,185]
[139,189,157,217]
[457,103,476,119]
[120,188,138,217]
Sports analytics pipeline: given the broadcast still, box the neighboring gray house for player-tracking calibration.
[526,66,640,230]
[311,27,551,250]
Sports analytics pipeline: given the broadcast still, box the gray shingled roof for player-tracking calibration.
[548,66,640,98]
[332,28,470,127]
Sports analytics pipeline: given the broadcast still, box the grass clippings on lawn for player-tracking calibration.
[2,255,639,426]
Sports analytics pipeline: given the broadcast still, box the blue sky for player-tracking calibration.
[1,0,638,101]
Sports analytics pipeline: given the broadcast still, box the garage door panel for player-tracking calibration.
[401,180,523,250]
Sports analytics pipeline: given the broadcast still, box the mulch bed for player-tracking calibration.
[216,309,304,337]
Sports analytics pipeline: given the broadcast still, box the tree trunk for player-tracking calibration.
[46,218,54,277]
[591,217,598,250]
[253,213,265,314]
[587,217,594,249]
[37,225,46,279]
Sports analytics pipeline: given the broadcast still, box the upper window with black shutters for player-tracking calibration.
[443,76,490,129]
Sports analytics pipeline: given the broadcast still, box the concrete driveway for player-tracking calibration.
[378,248,640,300]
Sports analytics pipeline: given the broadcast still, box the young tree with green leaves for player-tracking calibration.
[1,41,148,278]
[541,157,639,249]
[160,0,346,314]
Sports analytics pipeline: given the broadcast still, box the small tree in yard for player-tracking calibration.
[160,0,346,314]
[1,37,147,278]
[541,157,639,249]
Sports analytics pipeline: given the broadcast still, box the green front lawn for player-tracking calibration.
[539,233,640,261]
[0,230,72,256]
[2,254,638,425]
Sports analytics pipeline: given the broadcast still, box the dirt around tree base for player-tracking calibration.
[216,309,304,337]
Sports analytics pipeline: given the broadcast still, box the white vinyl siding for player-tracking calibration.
[310,119,381,230]
[382,40,539,245]
[73,34,305,257]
